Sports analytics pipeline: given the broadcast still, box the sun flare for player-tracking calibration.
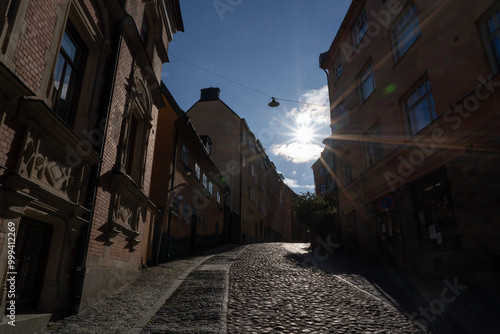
[294,124,315,143]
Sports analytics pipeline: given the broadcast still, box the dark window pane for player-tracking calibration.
[53,53,65,91]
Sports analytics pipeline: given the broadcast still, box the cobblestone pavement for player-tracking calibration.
[38,245,243,334]
[227,243,500,333]
[227,243,426,333]
[141,248,243,334]
[37,242,500,334]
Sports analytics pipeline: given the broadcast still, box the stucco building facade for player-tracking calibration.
[187,88,295,244]
[150,84,228,261]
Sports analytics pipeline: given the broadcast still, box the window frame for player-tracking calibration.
[195,163,201,180]
[363,120,383,169]
[172,196,180,215]
[208,181,213,195]
[352,8,368,49]
[202,173,208,189]
[334,52,343,82]
[181,145,190,166]
[479,3,500,74]
[402,76,436,136]
[52,22,88,127]
[391,4,421,62]
[357,59,375,103]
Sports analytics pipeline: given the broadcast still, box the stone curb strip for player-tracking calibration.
[126,255,212,334]
[130,245,246,334]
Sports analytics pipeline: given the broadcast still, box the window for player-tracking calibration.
[242,155,246,168]
[358,60,375,102]
[217,192,221,204]
[363,121,383,169]
[243,180,247,196]
[320,184,327,194]
[250,164,255,177]
[480,4,500,73]
[403,77,436,135]
[195,163,201,180]
[319,167,326,176]
[52,25,87,126]
[332,100,348,133]
[341,150,352,185]
[334,52,343,81]
[352,8,367,48]
[335,100,347,118]
[181,145,190,165]
[202,173,208,188]
[208,181,213,195]
[242,131,247,144]
[392,5,420,61]
[172,196,180,215]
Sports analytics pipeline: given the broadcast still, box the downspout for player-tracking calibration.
[72,2,126,313]
[223,186,231,243]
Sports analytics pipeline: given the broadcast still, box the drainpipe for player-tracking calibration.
[223,186,231,243]
[71,2,126,313]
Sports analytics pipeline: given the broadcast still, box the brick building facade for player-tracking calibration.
[0,0,183,331]
[320,0,500,290]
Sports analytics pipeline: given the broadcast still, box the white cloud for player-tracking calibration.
[291,171,297,175]
[284,178,314,191]
[271,142,323,164]
[286,85,330,126]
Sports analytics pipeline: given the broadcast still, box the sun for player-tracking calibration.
[294,124,315,143]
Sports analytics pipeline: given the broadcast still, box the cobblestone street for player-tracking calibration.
[227,243,426,333]
[37,243,500,334]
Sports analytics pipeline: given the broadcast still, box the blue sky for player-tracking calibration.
[161,0,352,194]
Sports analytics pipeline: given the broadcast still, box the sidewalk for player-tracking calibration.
[38,244,244,334]
[310,252,500,334]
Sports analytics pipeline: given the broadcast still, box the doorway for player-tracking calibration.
[7,218,53,313]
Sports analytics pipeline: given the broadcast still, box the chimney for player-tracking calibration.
[200,87,221,101]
